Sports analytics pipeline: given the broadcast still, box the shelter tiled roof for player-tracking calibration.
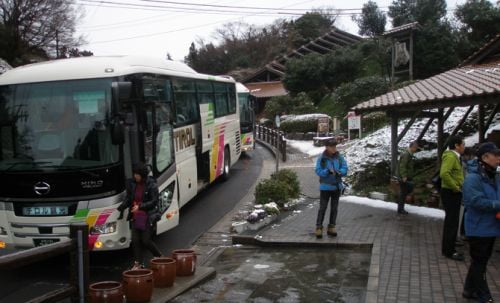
[383,22,421,37]
[353,62,500,113]
[460,33,500,67]
[245,81,287,98]
[242,28,361,83]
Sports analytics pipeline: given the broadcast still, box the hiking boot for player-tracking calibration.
[327,225,337,237]
[315,226,323,238]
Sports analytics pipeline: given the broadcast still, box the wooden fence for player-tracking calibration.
[0,223,89,303]
[255,124,287,162]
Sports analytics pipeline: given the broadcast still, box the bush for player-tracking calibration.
[255,169,301,208]
[280,119,318,133]
[271,169,301,199]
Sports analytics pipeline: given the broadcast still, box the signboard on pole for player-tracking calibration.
[347,111,362,140]
[347,112,361,130]
[317,117,329,133]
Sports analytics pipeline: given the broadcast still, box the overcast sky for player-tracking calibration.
[76,0,469,62]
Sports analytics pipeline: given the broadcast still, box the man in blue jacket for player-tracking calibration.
[315,139,348,238]
[462,142,500,303]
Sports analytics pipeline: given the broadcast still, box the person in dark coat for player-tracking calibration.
[118,163,162,268]
[397,141,419,214]
[462,142,500,303]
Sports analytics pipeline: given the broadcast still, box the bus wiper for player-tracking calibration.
[4,161,51,172]
[41,165,101,178]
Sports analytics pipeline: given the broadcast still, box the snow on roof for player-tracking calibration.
[281,113,330,122]
[486,123,500,136]
[0,58,12,74]
[0,56,233,85]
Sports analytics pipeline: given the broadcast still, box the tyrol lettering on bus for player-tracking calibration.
[173,127,195,152]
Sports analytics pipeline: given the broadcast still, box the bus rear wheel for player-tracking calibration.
[222,147,230,181]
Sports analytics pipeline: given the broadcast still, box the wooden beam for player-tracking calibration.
[417,107,454,142]
[437,109,444,167]
[397,111,420,143]
[444,106,475,148]
[484,103,500,134]
[391,115,399,176]
[478,105,485,143]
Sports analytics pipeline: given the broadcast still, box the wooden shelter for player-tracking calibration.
[353,34,500,175]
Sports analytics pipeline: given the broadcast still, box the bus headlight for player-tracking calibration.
[90,222,117,235]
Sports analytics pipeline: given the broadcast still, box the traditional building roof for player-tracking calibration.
[242,28,362,83]
[460,33,500,67]
[383,22,421,37]
[353,62,500,113]
[244,81,287,98]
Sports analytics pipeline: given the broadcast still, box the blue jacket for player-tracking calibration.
[463,160,500,237]
[315,151,348,191]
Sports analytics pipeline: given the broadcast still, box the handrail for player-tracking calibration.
[256,124,287,162]
[0,222,89,303]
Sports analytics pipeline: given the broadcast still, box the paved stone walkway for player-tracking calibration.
[256,147,500,303]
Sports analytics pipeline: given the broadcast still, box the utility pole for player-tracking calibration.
[55,30,59,58]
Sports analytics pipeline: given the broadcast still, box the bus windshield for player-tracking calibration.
[238,92,253,132]
[0,78,119,172]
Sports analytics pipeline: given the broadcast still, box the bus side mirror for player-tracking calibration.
[111,119,125,145]
[111,81,132,111]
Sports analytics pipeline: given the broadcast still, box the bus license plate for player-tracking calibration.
[34,239,60,247]
[22,206,69,216]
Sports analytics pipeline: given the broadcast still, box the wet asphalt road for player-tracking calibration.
[0,146,266,303]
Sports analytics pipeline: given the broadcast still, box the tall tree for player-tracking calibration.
[389,0,447,27]
[0,0,83,66]
[353,1,387,37]
[454,0,500,54]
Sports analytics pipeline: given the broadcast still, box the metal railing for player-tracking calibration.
[0,222,89,303]
[255,124,287,162]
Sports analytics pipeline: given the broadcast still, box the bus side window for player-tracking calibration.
[214,82,228,117]
[228,84,236,114]
[173,79,199,126]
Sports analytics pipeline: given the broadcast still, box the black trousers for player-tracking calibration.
[464,237,496,302]
[132,226,162,264]
[398,180,413,212]
[316,190,340,227]
[440,188,462,256]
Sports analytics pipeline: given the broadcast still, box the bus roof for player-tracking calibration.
[0,56,235,85]
[236,82,250,93]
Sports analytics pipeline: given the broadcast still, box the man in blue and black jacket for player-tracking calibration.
[314,139,348,238]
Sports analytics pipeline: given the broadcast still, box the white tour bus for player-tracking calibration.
[236,83,255,152]
[0,56,241,251]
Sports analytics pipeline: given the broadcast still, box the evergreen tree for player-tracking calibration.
[353,1,387,37]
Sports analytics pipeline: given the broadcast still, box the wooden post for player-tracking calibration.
[70,223,89,303]
[478,105,485,143]
[391,114,399,177]
[409,31,414,81]
[484,103,500,133]
[437,109,444,167]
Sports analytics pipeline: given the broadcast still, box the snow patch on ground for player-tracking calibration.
[0,58,12,74]
[286,139,324,156]
[342,195,444,219]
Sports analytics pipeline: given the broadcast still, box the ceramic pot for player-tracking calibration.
[122,269,154,303]
[172,249,197,276]
[89,281,124,303]
[150,257,176,288]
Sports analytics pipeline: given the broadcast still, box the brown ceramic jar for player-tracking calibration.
[89,281,124,303]
[150,257,176,288]
[172,249,197,276]
[122,269,154,303]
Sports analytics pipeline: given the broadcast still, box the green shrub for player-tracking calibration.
[255,169,301,208]
[255,179,290,207]
[271,169,301,199]
[280,119,317,133]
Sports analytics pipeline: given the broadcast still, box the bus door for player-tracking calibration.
[196,81,215,182]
